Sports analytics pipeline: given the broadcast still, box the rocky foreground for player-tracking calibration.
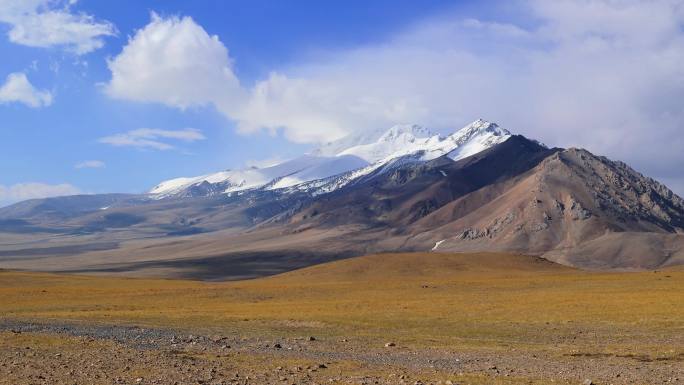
[1,320,682,385]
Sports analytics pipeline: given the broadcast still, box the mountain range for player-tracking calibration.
[1,119,683,279]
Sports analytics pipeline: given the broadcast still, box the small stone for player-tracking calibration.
[385,342,396,347]
[307,336,316,341]
[582,380,594,385]
[135,378,143,384]
[318,364,327,369]
[273,343,282,349]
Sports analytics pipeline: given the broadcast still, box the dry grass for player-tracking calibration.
[1,252,683,357]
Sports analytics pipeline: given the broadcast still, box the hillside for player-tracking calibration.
[402,147,684,269]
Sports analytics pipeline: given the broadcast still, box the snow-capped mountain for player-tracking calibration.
[150,119,512,198]
[150,155,368,197]
[280,119,513,196]
[340,119,511,163]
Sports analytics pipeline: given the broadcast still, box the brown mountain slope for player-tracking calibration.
[267,135,684,270]
[401,147,684,269]
[288,136,557,231]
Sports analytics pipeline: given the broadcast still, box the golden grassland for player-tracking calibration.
[1,252,683,357]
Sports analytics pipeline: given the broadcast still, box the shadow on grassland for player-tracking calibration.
[61,250,359,281]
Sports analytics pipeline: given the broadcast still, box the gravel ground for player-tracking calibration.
[0,319,682,385]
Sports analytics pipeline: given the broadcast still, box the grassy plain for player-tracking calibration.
[2,253,683,350]
[1,252,683,384]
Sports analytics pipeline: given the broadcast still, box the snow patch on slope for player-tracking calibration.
[432,239,446,251]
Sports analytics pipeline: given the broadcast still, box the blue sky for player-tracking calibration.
[1,0,684,206]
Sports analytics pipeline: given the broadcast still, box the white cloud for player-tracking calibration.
[0,0,116,54]
[99,128,206,150]
[235,73,354,143]
[75,160,105,169]
[104,13,243,110]
[0,182,81,207]
[0,72,52,107]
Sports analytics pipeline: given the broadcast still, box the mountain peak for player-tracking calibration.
[460,119,510,136]
[378,124,433,142]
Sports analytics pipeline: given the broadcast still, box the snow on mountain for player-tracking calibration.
[150,119,511,198]
[150,155,368,197]
[337,120,510,164]
[282,119,512,196]
[266,155,368,190]
[309,124,391,158]
[337,124,439,163]
[444,119,513,160]
[325,119,511,188]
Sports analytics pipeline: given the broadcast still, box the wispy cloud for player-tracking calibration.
[0,182,81,207]
[99,128,206,150]
[0,0,116,54]
[75,160,105,169]
[0,72,52,108]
